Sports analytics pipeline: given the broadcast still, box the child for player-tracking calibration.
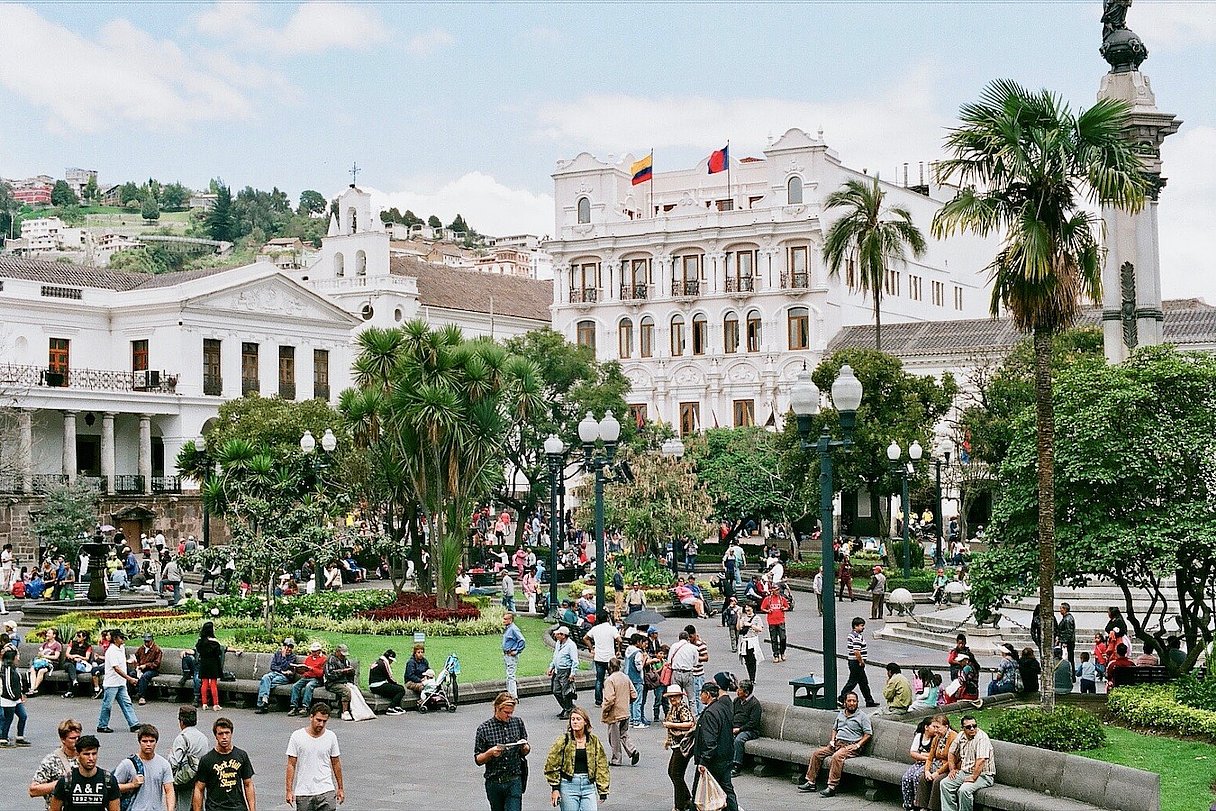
[1076,651,1098,694]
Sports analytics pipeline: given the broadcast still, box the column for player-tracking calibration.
[18,410,32,494]
[138,414,152,495]
[101,412,116,495]
[62,411,77,483]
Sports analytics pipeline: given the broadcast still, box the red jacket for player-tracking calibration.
[299,651,327,679]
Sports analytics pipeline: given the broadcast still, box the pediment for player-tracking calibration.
[554,152,614,175]
[766,128,819,153]
[191,276,357,325]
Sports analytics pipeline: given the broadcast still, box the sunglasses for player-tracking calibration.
[963,724,978,730]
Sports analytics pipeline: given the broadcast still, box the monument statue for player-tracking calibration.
[1100,0,1148,73]
[1101,0,1131,37]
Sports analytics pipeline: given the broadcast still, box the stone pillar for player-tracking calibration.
[62,411,77,483]
[138,414,152,494]
[101,412,116,495]
[18,409,32,494]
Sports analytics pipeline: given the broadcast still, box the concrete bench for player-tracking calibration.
[1108,664,1172,686]
[743,700,1160,811]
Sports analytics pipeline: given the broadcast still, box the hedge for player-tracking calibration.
[989,705,1107,751]
[1107,684,1216,739]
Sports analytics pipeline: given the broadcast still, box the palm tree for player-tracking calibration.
[932,79,1149,709]
[822,177,928,351]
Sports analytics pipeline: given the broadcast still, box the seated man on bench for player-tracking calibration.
[673,580,709,619]
[797,691,872,798]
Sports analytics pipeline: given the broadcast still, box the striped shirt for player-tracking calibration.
[846,630,867,659]
[692,639,709,677]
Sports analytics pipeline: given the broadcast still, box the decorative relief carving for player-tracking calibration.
[672,365,705,386]
[231,286,306,316]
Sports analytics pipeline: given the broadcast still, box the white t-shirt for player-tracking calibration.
[103,643,127,688]
[114,754,172,811]
[286,727,341,796]
[585,623,620,663]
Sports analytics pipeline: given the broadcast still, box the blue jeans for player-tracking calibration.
[593,661,608,705]
[484,776,523,811]
[135,668,158,699]
[1,702,27,740]
[733,730,758,766]
[692,674,705,714]
[291,677,320,709]
[684,555,696,574]
[629,679,645,724]
[504,654,518,698]
[558,774,598,811]
[258,672,289,706]
[98,685,139,730]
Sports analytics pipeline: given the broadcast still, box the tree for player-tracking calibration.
[82,175,100,204]
[160,182,191,211]
[932,78,1150,709]
[298,190,327,216]
[51,180,78,207]
[448,214,469,234]
[141,197,160,222]
[969,346,1216,674]
[206,184,237,243]
[821,177,927,351]
[196,395,345,457]
[119,182,142,207]
[684,427,794,543]
[31,481,98,564]
[427,215,442,229]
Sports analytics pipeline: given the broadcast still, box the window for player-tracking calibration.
[724,313,739,354]
[733,399,755,427]
[745,311,762,352]
[335,252,345,278]
[787,176,803,205]
[691,314,708,355]
[48,337,70,375]
[932,280,945,307]
[627,404,648,429]
[278,345,295,400]
[674,254,701,295]
[576,320,596,351]
[783,246,809,288]
[241,342,260,395]
[909,275,923,301]
[131,339,149,373]
[203,339,222,396]
[883,269,900,296]
[639,316,654,358]
[679,402,700,436]
[618,318,633,359]
[670,315,686,356]
[348,207,358,233]
[570,261,600,303]
[788,307,810,350]
[355,250,366,277]
[313,349,330,400]
[725,248,756,292]
[576,197,590,224]
[845,258,857,289]
[622,258,651,299]
[954,285,964,310]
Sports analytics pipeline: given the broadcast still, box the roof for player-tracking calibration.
[389,256,552,322]
[0,255,249,292]
[827,299,1216,358]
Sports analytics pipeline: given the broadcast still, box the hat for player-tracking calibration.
[955,653,970,662]
[336,643,349,653]
[143,633,153,641]
[422,669,435,679]
[873,566,882,573]
[647,626,659,634]
[582,589,593,596]
[553,626,570,636]
[665,684,685,697]
[1001,643,1017,658]
[310,642,323,652]
[3,621,15,631]
[283,637,296,647]
[713,672,738,691]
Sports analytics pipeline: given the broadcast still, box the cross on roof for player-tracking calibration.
[349,162,361,186]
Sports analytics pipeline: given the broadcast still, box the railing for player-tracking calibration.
[279,383,296,401]
[0,364,178,394]
[152,475,181,494]
[725,277,755,293]
[77,476,107,493]
[242,378,259,396]
[114,475,145,494]
[0,475,24,493]
[619,284,651,301]
[781,271,810,289]
[313,384,331,401]
[569,288,599,304]
[31,474,68,492]
[203,376,222,397]
[672,280,700,297]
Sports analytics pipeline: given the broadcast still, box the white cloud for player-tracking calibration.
[194,1,388,55]
[368,172,552,237]
[1157,125,1216,303]
[0,5,263,133]
[1127,1,1216,48]
[406,28,454,57]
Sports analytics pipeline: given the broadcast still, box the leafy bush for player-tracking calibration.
[186,589,397,622]
[1174,672,1216,712]
[232,627,310,649]
[886,572,936,593]
[614,554,677,588]
[885,538,927,570]
[290,613,503,638]
[1108,684,1216,739]
[359,593,481,622]
[989,705,1107,751]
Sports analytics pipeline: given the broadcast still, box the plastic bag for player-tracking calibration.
[695,767,727,811]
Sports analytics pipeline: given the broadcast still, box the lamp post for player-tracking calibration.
[300,428,338,593]
[578,410,621,615]
[196,434,214,547]
[790,363,864,708]
[933,442,951,567]
[544,434,566,621]
[887,440,922,577]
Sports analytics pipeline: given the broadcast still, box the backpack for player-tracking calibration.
[119,756,144,811]
[172,738,200,786]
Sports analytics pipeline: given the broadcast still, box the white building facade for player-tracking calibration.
[548,128,1000,434]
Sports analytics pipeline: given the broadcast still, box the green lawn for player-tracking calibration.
[156,616,555,688]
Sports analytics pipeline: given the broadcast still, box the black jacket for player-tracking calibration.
[694,697,734,765]
[731,694,762,736]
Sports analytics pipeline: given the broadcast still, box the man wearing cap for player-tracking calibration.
[693,682,739,811]
[96,629,140,734]
[132,632,163,706]
[289,643,327,717]
[4,619,22,647]
[324,644,356,721]
[256,638,298,714]
[547,626,579,719]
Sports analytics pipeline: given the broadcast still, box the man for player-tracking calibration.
[601,657,639,766]
[50,734,120,811]
[668,630,700,717]
[133,634,163,707]
[812,566,824,615]
[941,714,996,811]
[1166,636,1186,671]
[673,579,709,619]
[194,718,255,811]
[730,680,761,777]
[760,588,790,663]
[289,643,327,717]
[798,692,872,797]
[473,693,530,811]
[30,719,82,808]
[323,645,355,721]
[693,682,739,811]
[576,590,597,625]
[1135,642,1160,667]
[499,570,515,612]
[584,611,620,706]
[838,617,879,708]
[547,626,579,719]
[162,558,184,604]
[403,645,430,696]
[114,724,174,811]
[688,624,710,714]
[1105,643,1136,688]
[624,582,647,616]
[170,706,208,811]
[501,613,526,700]
[1056,602,1076,667]
[285,702,344,811]
[882,662,912,715]
[97,629,141,734]
[612,563,626,621]
[870,566,887,620]
[256,638,297,714]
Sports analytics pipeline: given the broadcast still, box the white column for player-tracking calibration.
[62,411,77,483]
[18,409,32,493]
[101,412,116,495]
[138,414,152,494]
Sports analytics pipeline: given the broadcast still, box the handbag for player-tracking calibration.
[694,766,727,811]
[659,661,673,687]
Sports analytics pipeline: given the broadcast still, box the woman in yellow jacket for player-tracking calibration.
[543,706,611,810]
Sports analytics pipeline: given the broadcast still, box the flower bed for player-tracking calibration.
[1107,684,1216,740]
[359,593,481,622]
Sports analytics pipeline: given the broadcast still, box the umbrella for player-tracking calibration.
[99,524,116,532]
[625,608,666,626]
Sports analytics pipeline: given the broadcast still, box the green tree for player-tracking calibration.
[298,189,327,216]
[821,177,927,351]
[82,175,100,204]
[160,182,191,211]
[206,184,237,243]
[932,79,1150,708]
[31,481,98,564]
[195,395,345,456]
[427,215,442,229]
[51,180,78,207]
[684,427,794,542]
[449,214,470,234]
[141,196,160,222]
[119,182,142,206]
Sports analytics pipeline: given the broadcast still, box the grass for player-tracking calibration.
[155,616,555,688]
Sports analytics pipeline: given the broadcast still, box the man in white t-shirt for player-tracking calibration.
[113,723,173,811]
[97,629,140,734]
[285,702,344,811]
[583,611,620,707]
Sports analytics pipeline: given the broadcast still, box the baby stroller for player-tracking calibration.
[418,653,460,713]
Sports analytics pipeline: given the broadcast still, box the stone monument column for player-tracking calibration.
[1096,0,1182,362]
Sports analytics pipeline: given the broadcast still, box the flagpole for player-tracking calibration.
[726,140,732,210]
[648,149,654,219]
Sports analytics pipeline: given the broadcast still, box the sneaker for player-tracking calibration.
[26,690,38,697]
[213,705,222,711]
[138,698,146,706]
[865,701,881,708]
[255,705,269,715]
[15,737,30,746]
[63,691,74,699]
[731,765,743,777]
[93,690,102,699]
[630,750,640,766]
[286,707,299,717]
[636,722,650,728]
[129,725,141,733]
[96,727,114,734]
[797,781,817,793]
[386,707,405,715]
[820,787,837,797]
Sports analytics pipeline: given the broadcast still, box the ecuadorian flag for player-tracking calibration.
[631,154,653,186]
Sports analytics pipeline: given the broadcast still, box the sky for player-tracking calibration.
[1,0,1213,301]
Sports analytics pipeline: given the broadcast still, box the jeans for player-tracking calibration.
[732,730,758,767]
[558,773,598,811]
[166,580,182,603]
[504,654,518,698]
[692,674,705,715]
[593,661,608,705]
[0,702,27,740]
[484,776,523,811]
[629,679,645,723]
[684,555,695,574]
[258,672,290,706]
[291,677,320,709]
[98,685,139,729]
[768,623,787,659]
[135,668,158,699]
[940,772,994,811]
[502,593,516,611]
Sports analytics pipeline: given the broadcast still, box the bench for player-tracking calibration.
[1107,665,1172,686]
[743,700,1160,811]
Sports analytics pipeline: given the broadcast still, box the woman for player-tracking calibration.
[62,630,94,698]
[522,568,539,615]
[987,644,1020,696]
[1018,646,1042,695]
[899,717,935,811]
[369,650,407,715]
[195,621,224,710]
[736,604,765,683]
[543,706,610,811]
[0,646,29,746]
[662,683,696,811]
[947,633,976,681]
[90,629,111,698]
[916,714,956,811]
[27,627,63,695]
[721,597,740,654]
[909,668,939,712]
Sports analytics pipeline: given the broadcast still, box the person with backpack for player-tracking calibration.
[168,706,207,811]
[50,734,121,811]
[113,724,172,811]
[0,645,30,746]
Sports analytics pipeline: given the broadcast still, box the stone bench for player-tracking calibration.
[743,700,1160,811]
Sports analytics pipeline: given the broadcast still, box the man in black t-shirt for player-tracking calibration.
[193,717,256,811]
[50,734,120,811]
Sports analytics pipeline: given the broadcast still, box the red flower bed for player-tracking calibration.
[91,609,183,620]
[358,593,481,622]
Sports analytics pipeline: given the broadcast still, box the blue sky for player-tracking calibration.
[1,1,1213,300]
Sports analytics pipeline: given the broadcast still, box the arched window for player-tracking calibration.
[692,314,708,355]
[347,207,358,234]
[670,315,685,357]
[355,250,367,277]
[639,316,655,358]
[746,310,762,352]
[618,318,634,359]
[788,306,810,350]
[787,176,803,205]
[724,313,740,354]
[576,320,596,351]
[334,252,345,278]
[576,197,591,224]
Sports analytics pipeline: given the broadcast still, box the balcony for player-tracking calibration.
[0,364,179,394]
[203,376,222,397]
[152,475,181,494]
[313,384,331,401]
[672,280,700,297]
[279,382,296,401]
[780,271,810,290]
[242,378,259,396]
[725,277,755,294]
[569,288,599,304]
[114,475,145,494]
[619,284,652,301]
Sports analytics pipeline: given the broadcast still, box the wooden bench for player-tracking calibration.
[743,699,1160,811]
[1107,664,1172,686]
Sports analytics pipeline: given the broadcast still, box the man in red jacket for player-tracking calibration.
[288,642,328,716]
[761,590,790,662]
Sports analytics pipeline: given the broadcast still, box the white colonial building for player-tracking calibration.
[548,128,1001,434]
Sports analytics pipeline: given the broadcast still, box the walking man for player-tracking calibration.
[194,718,255,811]
[693,682,739,811]
[940,714,996,811]
[760,589,790,663]
[584,611,620,706]
[97,629,140,734]
[169,706,207,811]
[601,657,639,766]
[838,617,879,708]
[546,626,578,719]
[501,613,526,700]
[49,734,121,811]
[256,638,297,714]
[474,693,530,811]
[285,702,344,811]
[114,724,173,811]
[668,631,700,717]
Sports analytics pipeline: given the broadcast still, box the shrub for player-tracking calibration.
[1108,684,1216,739]
[1174,672,1216,713]
[886,572,936,593]
[232,627,310,649]
[989,705,1107,751]
[185,589,398,622]
[359,593,481,623]
[613,554,677,588]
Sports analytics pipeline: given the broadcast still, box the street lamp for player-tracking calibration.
[544,433,566,621]
[887,440,922,577]
[301,428,338,593]
[196,434,213,547]
[932,440,952,567]
[790,363,864,708]
[578,410,622,615]
[660,437,685,459]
